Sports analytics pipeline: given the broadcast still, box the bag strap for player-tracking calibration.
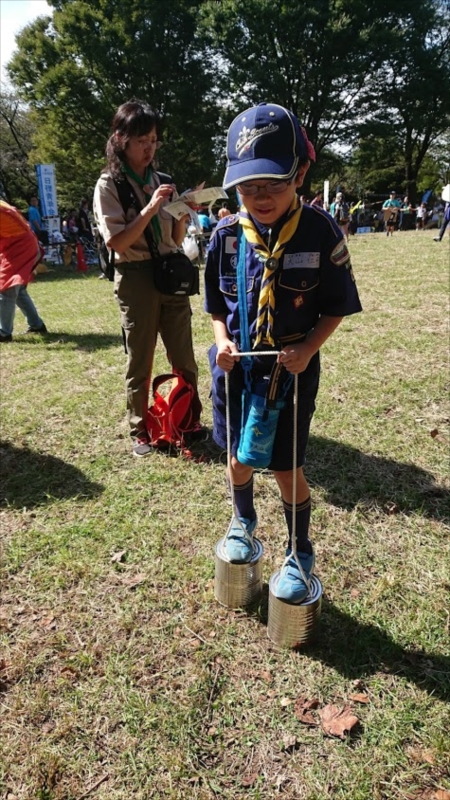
[151,372,178,396]
[236,224,252,392]
[237,223,293,405]
[114,170,173,261]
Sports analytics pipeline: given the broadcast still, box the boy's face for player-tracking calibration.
[239,164,309,227]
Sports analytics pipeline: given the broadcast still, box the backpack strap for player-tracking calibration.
[151,372,177,396]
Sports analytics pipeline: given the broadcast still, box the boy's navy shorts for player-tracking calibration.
[208,345,320,471]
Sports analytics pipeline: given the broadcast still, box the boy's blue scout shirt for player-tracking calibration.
[204,205,362,347]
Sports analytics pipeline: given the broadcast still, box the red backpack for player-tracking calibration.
[146,372,201,448]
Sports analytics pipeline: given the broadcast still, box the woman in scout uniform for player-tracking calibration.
[94,100,202,457]
[204,103,362,603]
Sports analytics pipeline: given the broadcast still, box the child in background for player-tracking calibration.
[204,103,362,603]
[416,202,428,230]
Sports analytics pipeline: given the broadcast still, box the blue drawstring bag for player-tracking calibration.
[237,375,287,468]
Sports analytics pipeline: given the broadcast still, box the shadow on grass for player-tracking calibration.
[16,330,123,351]
[306,435,449,522]
[258,588,450,702]
[0,441,103,508]
[200,434,449,521]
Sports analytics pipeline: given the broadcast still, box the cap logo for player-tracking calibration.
[236,123,279,158]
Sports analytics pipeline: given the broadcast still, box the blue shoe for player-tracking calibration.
[273,548,315,604]
[223,516,257,563]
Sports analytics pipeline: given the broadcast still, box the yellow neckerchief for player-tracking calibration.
[239,196,302,347]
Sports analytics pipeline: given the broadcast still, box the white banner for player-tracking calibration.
[36,164,59,217]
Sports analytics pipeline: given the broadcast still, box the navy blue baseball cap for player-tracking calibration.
[223,103,313,190]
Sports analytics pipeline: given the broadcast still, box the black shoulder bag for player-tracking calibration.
[100,174,199,296]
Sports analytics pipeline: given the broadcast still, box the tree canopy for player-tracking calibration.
[4,0,450,207]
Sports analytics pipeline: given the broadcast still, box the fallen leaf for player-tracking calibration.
[434,792,450,800]
[430,428,439,438]
[280,697,292,707]
[349,693,370,704]
[318,704,360,739]
[42,721,55,734]
[40,615,56,629]
[350,588,360,599]
[111,550,126,563]
[120,573,147,588]
[405,747,435,765]
[282,734,297,750]
[294,697,319,726]
[241,773,258,787]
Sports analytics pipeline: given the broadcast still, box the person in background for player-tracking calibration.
[333,192,350,240]
[218,203,231,220]
[197,207,212,234]
[416,202,428,230]
[196,206,213,261]
[382,191,401,236]
[204,102,362,604]
[399,196,413,231]
[67,209,79,237]
[0,199,48,342]
[433,202,450,242]
[310,191,323,208]
[94,99,204,457]
[77,199,94,242]
[27,195,49,247]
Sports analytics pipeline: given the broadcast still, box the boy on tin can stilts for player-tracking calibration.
[204,103,362,603]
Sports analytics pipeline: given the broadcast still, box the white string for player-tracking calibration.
[287,372,312,594]
[292,373,298,549]
[230,351,281,357]
[224,370,248,545]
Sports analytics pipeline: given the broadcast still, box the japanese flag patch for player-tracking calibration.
[225,237,238,254]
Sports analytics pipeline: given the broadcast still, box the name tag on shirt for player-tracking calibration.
[283,252,320,269]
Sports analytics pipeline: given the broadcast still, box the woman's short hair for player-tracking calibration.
[105,99,161,179]
[111,100,161,140]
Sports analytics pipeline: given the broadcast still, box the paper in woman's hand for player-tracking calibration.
[165,187,228,219]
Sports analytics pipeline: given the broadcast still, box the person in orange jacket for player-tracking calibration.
[0,199,47,342]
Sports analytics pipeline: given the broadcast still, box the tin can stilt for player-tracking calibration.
[267,573,322,648]
[214,537,263,609]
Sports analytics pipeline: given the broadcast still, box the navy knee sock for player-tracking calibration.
[283,496,312,554]
[232,476,256,522]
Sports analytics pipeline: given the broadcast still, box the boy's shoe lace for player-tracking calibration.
[223,516,257,563]
[273,547,315,604]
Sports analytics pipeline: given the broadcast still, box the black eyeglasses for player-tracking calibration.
[237,179,293,196]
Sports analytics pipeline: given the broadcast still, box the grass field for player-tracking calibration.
[1,230,449,800]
